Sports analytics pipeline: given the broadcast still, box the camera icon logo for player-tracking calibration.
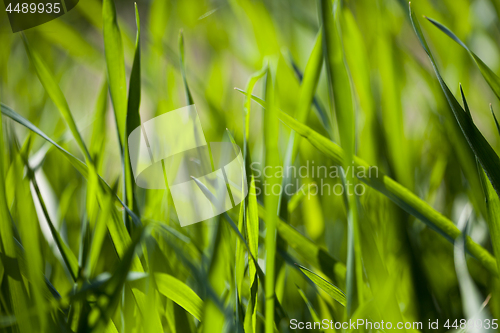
[128,105,248,226]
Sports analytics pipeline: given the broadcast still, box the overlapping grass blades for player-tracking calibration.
[236,89,499,276]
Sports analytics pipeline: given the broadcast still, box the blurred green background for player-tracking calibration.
[1,0,500,332]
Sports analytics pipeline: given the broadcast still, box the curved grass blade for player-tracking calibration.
[410,5,500,202]
[426,16,500,101]
[155,273,204,321]
[235,89,499,277]
[30,173,79,281]
[490,104,500,136]
[296,264,346,307]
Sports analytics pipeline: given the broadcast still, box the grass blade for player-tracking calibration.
[410,5,500,201]
[263,65,280,333]
[155,273,204,321]
[296,264,346,306]
[179,30,194,105]
[235,89,499,277]
[426,16,500,101]
[125,3,142,217]
[22,35,91,163]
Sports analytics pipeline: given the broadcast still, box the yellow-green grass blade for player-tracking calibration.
[0,112,33,332]
[0,103,141,226]
[236,89,499,277]
[243,64,267,159]
[12,148,47,330]
[478,165,500,277]
[319,0,361,316]
[103,0,137,225]
[247,176,259,285]
[257,203,346,288]
[296,264,346,307]
[103,0,127,144]
[410,5,500,202]
[155,273,204,321]
[278,30,324,217]
[263,66,280,333]
[342,7,377,163]
[30,174,79,282]
[296,286,323,324]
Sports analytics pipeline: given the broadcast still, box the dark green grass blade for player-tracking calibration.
[410,6,500,201]
[426,16,500,101]
[125,4,142,216]
[179,30,194,105]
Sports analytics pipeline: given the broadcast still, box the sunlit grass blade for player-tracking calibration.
[296,264,346,306]
[30,174,79,281]
[247,176,259,284]
[263,65,280,333]
[319,0,360,315]
[279,30,324,217]
[103,0,134,224]
[0,109,33,332]
[0,103,141,225]
[103,0,127,143]
[236,89,499,277]
[155,273,204,321]
[12,149,47,330]
[478,161,500,277]
[243,64,267,159]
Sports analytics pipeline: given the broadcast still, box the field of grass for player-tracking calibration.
[1,0,500,332]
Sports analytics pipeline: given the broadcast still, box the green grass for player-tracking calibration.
[1,0,500,332]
